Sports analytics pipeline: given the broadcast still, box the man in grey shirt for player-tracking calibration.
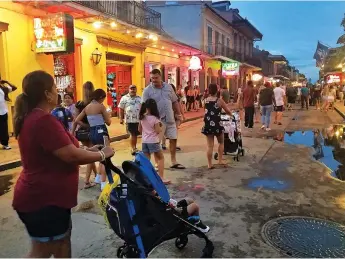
[142,69,185,169]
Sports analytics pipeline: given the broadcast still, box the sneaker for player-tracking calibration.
[2,145,11,150]
[195,220,210,233]
[266,128,271,132]
[94,174,101,184]
[261,125,266,130]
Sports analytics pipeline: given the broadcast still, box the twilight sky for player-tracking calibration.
[230,1,345,82]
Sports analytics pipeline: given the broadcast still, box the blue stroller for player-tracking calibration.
[103,152,214,258]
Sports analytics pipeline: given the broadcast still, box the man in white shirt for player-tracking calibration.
[119,85,141,154]
[273,82,286,126]
[0,79,17,150]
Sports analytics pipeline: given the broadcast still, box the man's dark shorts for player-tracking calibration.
[274,106,283,112]
[127,123,140,136]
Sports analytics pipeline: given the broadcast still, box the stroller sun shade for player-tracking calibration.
[122,152,170,203]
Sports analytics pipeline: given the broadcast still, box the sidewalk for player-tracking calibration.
[334,102,345,119]
[0,110,205,171]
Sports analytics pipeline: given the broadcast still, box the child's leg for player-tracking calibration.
[144,152,151,161]
[186,202,200,216]
[154,149,170,184]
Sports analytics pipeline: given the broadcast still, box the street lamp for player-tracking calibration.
[91,48,102,65]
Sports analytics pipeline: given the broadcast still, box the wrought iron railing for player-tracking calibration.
[71,1,161,32]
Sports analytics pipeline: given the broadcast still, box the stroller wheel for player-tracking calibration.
[117,246,125,258]
[119,245,140,258]
[175,236,188,250]
[214,153,219,160]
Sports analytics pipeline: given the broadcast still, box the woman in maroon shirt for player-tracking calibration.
[12,70,114,258]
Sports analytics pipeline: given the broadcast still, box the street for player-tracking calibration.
[1,106,345,257]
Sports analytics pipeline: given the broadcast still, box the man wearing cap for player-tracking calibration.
[119,85,142,154]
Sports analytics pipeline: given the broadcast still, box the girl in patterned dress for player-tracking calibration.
[202,84,233,169]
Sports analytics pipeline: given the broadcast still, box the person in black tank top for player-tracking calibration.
[201,84,233,169]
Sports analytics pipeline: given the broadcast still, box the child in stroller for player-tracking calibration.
[101,152,214,258]
[168,197,210,233]
[214,110,244,162]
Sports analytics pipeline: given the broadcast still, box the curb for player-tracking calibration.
[0,114,203,172]
[334,106,345,119]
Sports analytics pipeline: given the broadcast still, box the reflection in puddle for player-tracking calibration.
[248,178,290,191]
[282,126,345,181]
[0,174,14,196]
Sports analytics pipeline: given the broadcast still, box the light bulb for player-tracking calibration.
[93,21,102,29]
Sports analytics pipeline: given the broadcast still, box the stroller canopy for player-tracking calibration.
[122,152,170,203]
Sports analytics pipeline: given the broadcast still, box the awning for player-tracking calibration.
[214,55,241,63]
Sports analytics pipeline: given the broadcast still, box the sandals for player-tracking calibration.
[170,163,186,169]
[83,182,96,189]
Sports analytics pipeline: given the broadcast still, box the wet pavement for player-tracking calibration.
[1,106,345,257]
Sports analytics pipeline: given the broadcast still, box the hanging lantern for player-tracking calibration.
[91,48,102,65]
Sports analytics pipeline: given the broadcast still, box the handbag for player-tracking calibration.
[76,128,90,142]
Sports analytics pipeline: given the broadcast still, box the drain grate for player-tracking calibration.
[261,216,345,258]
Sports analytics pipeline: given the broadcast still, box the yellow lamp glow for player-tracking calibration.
[93,21,102,29]
[110,22,117,28]
[135,32,143,38]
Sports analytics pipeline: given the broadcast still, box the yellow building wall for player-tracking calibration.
[74,20,144,97]
[145,47,190,67]
[0,4,54,134]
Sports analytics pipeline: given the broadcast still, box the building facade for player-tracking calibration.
[147,0,263,93]
[0,0,162,132]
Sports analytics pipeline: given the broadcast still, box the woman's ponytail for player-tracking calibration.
[14,93,31,138]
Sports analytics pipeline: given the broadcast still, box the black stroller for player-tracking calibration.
[102,152,214,258]
[214,111,244,162]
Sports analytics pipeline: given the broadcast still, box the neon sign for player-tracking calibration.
[34,13,74,53]
[189,56,202,71]
[327,74,341,84]
[222,61,240,77]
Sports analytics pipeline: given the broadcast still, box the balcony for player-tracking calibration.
[71,1,162,32]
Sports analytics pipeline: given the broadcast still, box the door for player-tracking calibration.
[115,65,132,109]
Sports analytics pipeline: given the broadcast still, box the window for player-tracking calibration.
[166,1,178,5]
[207,26,213,54]
[221,34,225,55]
[215,31,220,54]
[226,38,230,57]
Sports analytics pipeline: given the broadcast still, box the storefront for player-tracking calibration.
[102,41,143,117]
[33,13,78,99]
[221,60,240,93]
[144,46,192,88]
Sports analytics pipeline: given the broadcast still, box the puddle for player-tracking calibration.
[0,174,14,196]
[247,178,290,191]
[280,126,345,181]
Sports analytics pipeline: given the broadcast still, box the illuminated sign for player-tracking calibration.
[34,13,74,53]
[222,61,240,77]
[252,73,263,82]
[327,74,341,84]
[188,56,202,71]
